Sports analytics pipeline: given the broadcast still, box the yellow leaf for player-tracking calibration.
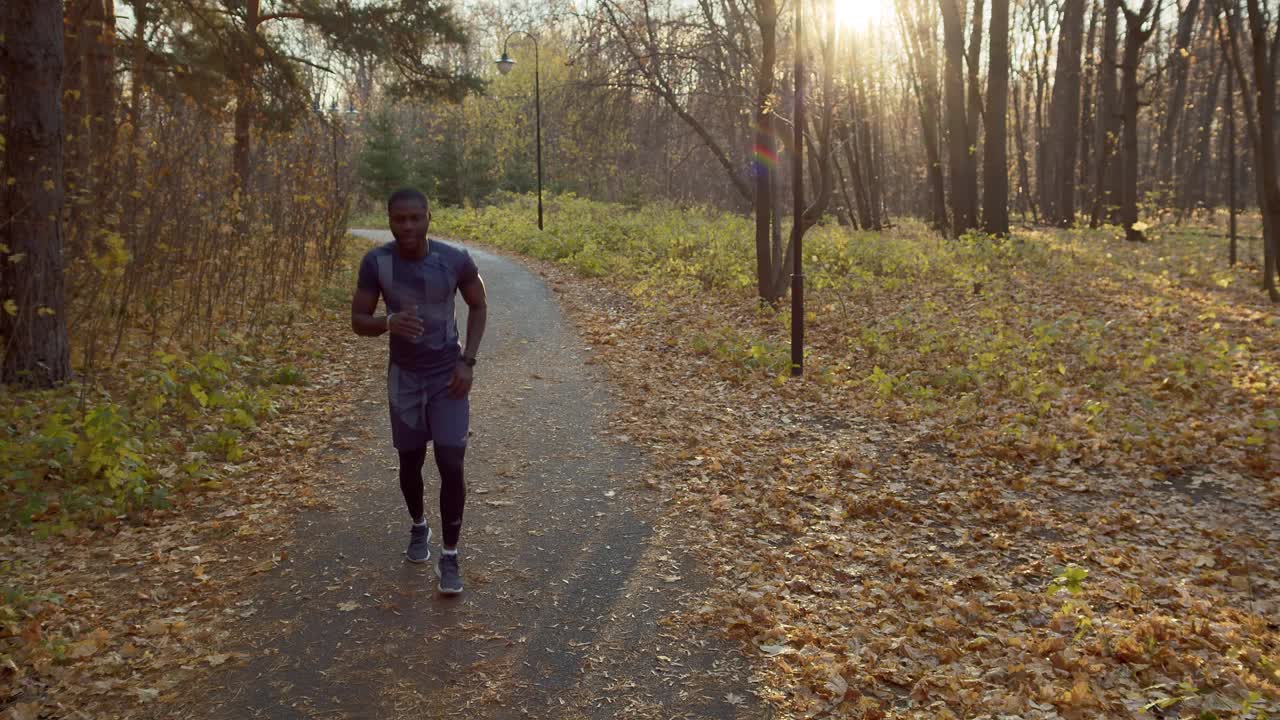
[3,299,16,317]
[42,180,54,191]
[67,638,100,659]
[36,306,54,316]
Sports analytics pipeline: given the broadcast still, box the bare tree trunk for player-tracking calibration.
[1013,77,1036,220]
[897,0,948,229]
[841,118,873,228]
[233,0,262,196]
[2,0,72,386]
[1031,0,1051,222]
[834,153,859,228]
[859,82,884,230]
[1240,0,1279,298]
[941,0,977,235]
[1078,0,1099,214]
[62,0,116,266]
[1119,0,1157,242]
[771,0,836,298]
[63,0,91,262]
[1182,60,1222,213]
[85,0,116,182]
[1226,51,1236,266]
[1091,0,1122,226]
[1154,0,1201,189]
[753,0,779,301]
[966,0,985,148]
[1042,0,1086,226]
[982,0,1010,234]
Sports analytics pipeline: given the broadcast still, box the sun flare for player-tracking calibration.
[833,0,894,29]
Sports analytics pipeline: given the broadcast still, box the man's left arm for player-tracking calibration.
[449,274,488,398]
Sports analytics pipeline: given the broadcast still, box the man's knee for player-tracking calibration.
[398,446,428,470]
[433,444,466,477]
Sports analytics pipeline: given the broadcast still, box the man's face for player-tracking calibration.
[389,199,430,253]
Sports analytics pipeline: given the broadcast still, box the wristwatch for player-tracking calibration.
[460,356,477,367]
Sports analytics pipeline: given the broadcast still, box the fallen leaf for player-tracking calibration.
[8,702,40,720]
[759,644,795,656]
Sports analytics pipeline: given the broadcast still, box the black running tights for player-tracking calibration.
[398,444,466,547]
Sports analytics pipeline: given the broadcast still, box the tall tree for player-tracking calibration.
[140,0,482,196]
[597,0,756,208]
[1154,0,1202,189]
[358,109,410,202]
[1220,0,1279,299]
[2,0,73,386]
[941,0,978,235]
[1012,77,1035,218]
[897,0,948,229]
[773,0,838,299]
[983,0,1011,234]
[1091,0,1123,226]
[1225,47,1237,266]
[1180,58,1222,211]
[62,0,117,264]
[1040,0,1087,226]
[1077,1,1099,213]
[1119,0,1158,242]
[754,0,780,301]
[965,0,986,149]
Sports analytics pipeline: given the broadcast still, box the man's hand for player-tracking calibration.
[448,361,474,399]
[388,309,424,339]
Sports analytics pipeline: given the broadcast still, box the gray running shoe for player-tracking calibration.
[435,553,463,594]
[406,524,431,564]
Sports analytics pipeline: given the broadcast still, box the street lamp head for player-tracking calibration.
[496,52,515,75]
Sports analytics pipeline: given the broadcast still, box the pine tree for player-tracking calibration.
[358,111,409,203]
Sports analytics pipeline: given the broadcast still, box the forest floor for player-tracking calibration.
[4,204,1279,719]
[431,200,1280,719]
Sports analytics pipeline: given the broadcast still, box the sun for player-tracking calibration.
[833,0,894,28]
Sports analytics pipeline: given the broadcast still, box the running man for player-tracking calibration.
[351,187,488,595]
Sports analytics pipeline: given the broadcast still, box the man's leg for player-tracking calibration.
[426,382,468,594]
[433,444,466,549]
[398,446,428,523]
[399,446,432,563]
[389,362,433,563]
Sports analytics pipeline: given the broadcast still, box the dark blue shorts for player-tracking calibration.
[387,362,469,450]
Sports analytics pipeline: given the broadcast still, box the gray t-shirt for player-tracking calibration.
[358,238,479,374]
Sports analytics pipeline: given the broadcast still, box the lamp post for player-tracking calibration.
[496,31,544,231]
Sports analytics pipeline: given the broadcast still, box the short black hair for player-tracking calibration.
[387,187,429,213]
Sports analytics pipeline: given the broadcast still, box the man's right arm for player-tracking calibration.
[351,286,391,337]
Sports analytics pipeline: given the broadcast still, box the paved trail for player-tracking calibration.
[168,232,759,720]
